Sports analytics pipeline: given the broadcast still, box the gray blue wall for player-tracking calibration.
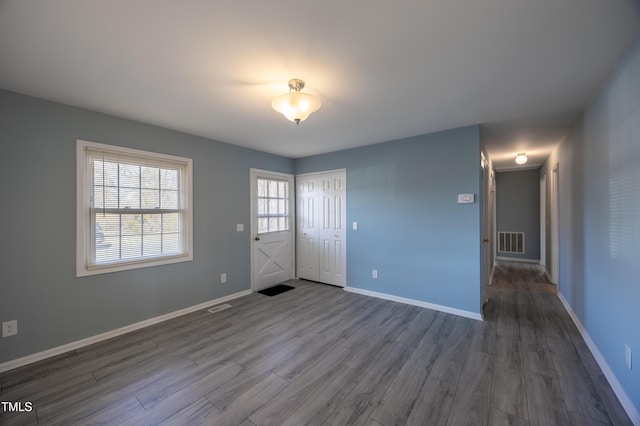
[495,169,541,260]
[0,89,293,363]
[296,126,482,314]
[542,36,640,414]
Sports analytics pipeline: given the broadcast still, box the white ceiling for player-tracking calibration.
[1,1,639,167]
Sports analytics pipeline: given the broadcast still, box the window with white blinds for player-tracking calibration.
[76,140,193,276]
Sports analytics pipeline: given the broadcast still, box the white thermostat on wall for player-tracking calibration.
[458,193,475,204]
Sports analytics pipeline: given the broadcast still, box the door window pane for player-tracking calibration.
[257,178,289,233]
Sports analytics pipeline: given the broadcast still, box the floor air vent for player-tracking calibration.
[498,232,525,254]
[208,304,232,314]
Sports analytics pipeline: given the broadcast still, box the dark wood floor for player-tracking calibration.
[0,261,632,425]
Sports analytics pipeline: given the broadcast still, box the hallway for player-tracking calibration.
[485,261,631,425]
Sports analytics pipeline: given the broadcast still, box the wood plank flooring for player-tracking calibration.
[0,261,632,425]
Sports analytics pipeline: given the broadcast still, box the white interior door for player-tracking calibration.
[297,177,320,281]
[251,169,294,291]
[318,172,346,286]
[296,170,346,287]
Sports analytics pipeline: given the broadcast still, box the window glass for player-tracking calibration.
[257,178,289,233]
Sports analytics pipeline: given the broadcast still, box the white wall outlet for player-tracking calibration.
[236,224,244,232]
[2,320,17,337]
[220,273,227,284]
[352,221,358,230]
[626,345,632,369]
[372,269,378,279]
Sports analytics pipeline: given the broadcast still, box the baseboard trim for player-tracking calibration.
[344,286,482,321]
[557,292,640,425]
[495,256,540,264]
[0,289,253,374]
[544,269,553,284]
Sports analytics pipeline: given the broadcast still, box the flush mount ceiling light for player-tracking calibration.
[271,79,321,125]
[515,153,528,165]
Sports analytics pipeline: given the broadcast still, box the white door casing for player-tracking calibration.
[540,174,546,267]
[250,169,295,291]
[296,170,346,287]
[480,152,490,315]
[550,164,559,285]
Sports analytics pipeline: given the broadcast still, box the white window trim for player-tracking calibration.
[76,139,193,277]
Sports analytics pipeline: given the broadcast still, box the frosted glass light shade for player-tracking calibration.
[515,153,528,165]
[271,84,321,124]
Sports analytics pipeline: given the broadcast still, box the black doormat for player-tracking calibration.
[258,284,295,297]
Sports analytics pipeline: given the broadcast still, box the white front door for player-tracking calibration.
[250,169,294,291]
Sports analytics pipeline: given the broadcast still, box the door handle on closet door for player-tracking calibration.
[254,236,261,241]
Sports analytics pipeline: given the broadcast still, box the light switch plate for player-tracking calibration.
[458,194,475,204]
[236,224,244,232]
[352,222,358,230]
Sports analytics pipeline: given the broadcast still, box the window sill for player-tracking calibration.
[76,253,193,277]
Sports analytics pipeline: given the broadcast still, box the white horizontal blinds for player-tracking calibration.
[257,178,289,233]
[86,148,185,266]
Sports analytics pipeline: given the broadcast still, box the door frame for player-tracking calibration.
[249,168,295,292]
[480,152,490,316]
[550,164,559,285]
[491,169,497,281]
[540,174,546,267]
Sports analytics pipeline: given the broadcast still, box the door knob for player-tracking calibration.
[254,236,261,241]
[482,238,489,243]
